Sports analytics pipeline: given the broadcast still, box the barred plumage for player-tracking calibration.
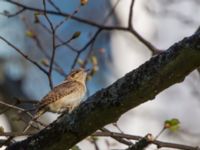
[23,68,88,133]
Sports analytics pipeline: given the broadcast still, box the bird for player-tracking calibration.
[23,68,88,133]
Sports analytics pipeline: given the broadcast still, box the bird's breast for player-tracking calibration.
[48,85,86,113]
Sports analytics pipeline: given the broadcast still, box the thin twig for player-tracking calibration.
[3,0,160,54]
[113,123,124,134]
[93,131,200,150]
[47,0,61,13]
[54,5,81,31]
[154,127,166,140]
[128,0,135,29]
[0,36,48,75]
[0,101,33,119]
[0,100,46,128]
[39,21,78,52]
[42,0,56,89]
[71,29,102,69]
[101,128,132,146]
[0,8,25,17]
[103,0,121,24]
[0,136,14,148]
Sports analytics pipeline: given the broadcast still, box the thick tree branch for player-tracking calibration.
[6,31,200,150]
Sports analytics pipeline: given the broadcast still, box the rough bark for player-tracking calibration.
[6,31,200,150]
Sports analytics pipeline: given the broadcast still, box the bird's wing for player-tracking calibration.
[37,81,84,111]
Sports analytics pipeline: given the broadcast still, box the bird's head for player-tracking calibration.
[66,68,89,83]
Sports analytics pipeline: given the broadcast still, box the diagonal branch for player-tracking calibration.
[93,131,199,150]
[0,36,48,75]
[128,0,135,29]
[6,31,200,150]
[3,0,159,54]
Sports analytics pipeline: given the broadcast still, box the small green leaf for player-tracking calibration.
[34,11,40,16]
[25,30,35,38]
[164,118,180,132]
[71,31,81,40]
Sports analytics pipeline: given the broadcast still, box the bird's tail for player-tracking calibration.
[23,109,45,133]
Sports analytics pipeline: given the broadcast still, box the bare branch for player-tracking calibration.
[101,128,132,146]
[0,8,25,17]
[47,0,61,13]
[94,131,200,150]
[3,0,159,54]
[6,31,200,150]
[71,29,102,69]
[0,101,33,119]
[128,0,135,29]
[0,36,48,75]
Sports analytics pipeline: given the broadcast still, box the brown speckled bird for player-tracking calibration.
[23,68,88,133]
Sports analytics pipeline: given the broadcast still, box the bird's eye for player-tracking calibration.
[71,73,76,77]
[71,70,79,77]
